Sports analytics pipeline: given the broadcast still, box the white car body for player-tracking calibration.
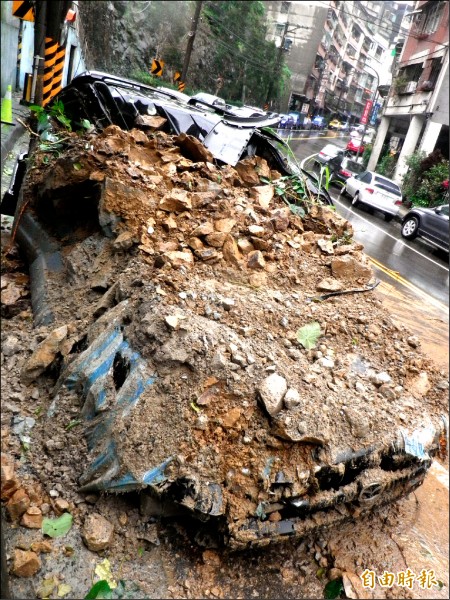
[315,143,344,165]
[344,171,403,219]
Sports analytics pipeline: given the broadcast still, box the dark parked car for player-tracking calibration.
[311,115,326,130]
[401,204,449,251]
[328,155,365,187]
[278,114,295,129]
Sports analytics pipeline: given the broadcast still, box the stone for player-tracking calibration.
[317,357,335,369]
[248,225,266,238]
[165,250,194,268]
[54,498,70,514]
[2,335,21,356]
[30,540,53,554]
[20,507,43,529]
[284,388,301,410]
[1,464,19,500]
[12,549,41,577]
[270,208,290,232]
[235,158,261,187]
[331,254,373,282]
[410,372,431,399]
[221,408,242,428]
[250,185,274,209]
[237,238,254,255]
[81,513,114,552]
[247,251,265,270]
[316,278,343,292]
[317,238,334,254]
[159,189,192,212]
[135,114,167,130]
[21,325,68,383]
[175,132,214,163]
[191,222,215,237]
[248,272,267,287]
[113,231,135,251]
[258,373,287,416]
[205,232,228,247]
[214,218,236,233]
[165,315,181,331]
[162,215,177,231]
[6,488,30,521]
[407,335,420,348]
[369,371,392,386]
[222,235,241,265]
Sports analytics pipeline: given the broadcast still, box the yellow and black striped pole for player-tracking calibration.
[50,42,66,100]
[42,36,58,106]
[15,19,23,91]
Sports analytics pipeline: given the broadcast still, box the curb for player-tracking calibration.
[1,122,26,174]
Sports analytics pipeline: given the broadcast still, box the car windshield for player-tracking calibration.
[438,205,449,216]
[374,176,401,196]
[321,144,340,155]
[344,159,364,173]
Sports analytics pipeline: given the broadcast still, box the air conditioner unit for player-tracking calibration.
[404,81,417,93]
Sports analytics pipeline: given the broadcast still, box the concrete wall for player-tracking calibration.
[1,1,20,96]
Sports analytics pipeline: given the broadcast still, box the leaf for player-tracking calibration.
[66,419,81,430]
[73,163,83,171]
[324,578,344,599]
[82,119,92,129]
[137,546,144,557]
[29,104,44,114]
[84,580,113,600]
[316,567,327,578]
[297,321,321,350]
[58,583,72,597]
[42,512,73,538]
[56,114,72,131]
[190,402,201,413]
[95,559,117,590]
[36,576,58,598]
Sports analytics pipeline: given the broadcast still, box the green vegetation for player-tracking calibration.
[401,149,449,207]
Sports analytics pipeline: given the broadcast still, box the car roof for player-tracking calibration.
[321,143,342,153]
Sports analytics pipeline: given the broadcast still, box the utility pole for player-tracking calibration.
[181,0,203,83]
[33,0,47,105]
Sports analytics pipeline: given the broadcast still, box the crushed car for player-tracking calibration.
[3,71,447,550]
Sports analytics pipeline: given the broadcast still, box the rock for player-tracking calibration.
[54,498,70,514]
[258,373,287,416]
[331,254,373,282]
[165,250,194,268]
[270,208,290,231]
[247,251,266,270]
[237,238,254,255]
[12,549,41,577]
[1,464,19,500]
[369,371,392,386]
[214,218,236,233]
[113,230,135,251]
[407,335,420,348]
[175,132,214,163]
[248,225,266,238]
[317,357,335,369]
[159,189,192,212]
[30,540,53,554]
[21,325,68,383]
[316,278,343,292]
[410,372,431,399]
[317,238,334,254]
[165,315,181,331]
[222,235,241,265]
[135,114,166,130]
[379,384,396,401]
[221,408,242,428]
[2,335,21,356]
[235,158,261,187]
[328,567,343,581]
[6,488,30,521]
[205,232,228,247]
[248,272,267,287]
[284,388,301,410]
[20,507,43,529]
[250,185,274,209]
[81,513,114,552]
[191,222,215,237]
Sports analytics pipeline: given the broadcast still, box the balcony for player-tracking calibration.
[397,81,417,95]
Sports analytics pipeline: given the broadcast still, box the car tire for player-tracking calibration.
[384,214,394,222]
[401,216,419,239]
[352,193,360,207]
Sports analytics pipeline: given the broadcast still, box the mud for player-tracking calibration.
[1,124,448,598]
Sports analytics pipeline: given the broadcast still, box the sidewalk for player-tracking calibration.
[1,91,30,173]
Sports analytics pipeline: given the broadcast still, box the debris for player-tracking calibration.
[82,513,114,552]
[12,549,41,577]
[257,373,287,416]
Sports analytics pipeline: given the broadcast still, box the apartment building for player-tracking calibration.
[368,0,449,182]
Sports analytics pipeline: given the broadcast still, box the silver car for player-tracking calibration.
[342,170,403,221]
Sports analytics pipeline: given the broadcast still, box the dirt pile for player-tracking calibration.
[1,123,448,595]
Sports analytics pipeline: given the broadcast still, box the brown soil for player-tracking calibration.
[1,125,448,599]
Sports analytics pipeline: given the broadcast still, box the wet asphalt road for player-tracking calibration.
[278,128,449,308]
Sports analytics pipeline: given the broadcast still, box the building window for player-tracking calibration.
[275,23,284,36]
[375,45,383,59]
[281,1,291,14]
[420,2,444,34]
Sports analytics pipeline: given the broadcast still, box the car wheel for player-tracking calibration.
[384,214,394,222]
[401,216,419,239]
[352,193,360,207]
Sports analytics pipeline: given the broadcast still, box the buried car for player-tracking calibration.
[4,73,447,550]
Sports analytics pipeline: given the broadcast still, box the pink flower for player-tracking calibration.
[443,179,449,189]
